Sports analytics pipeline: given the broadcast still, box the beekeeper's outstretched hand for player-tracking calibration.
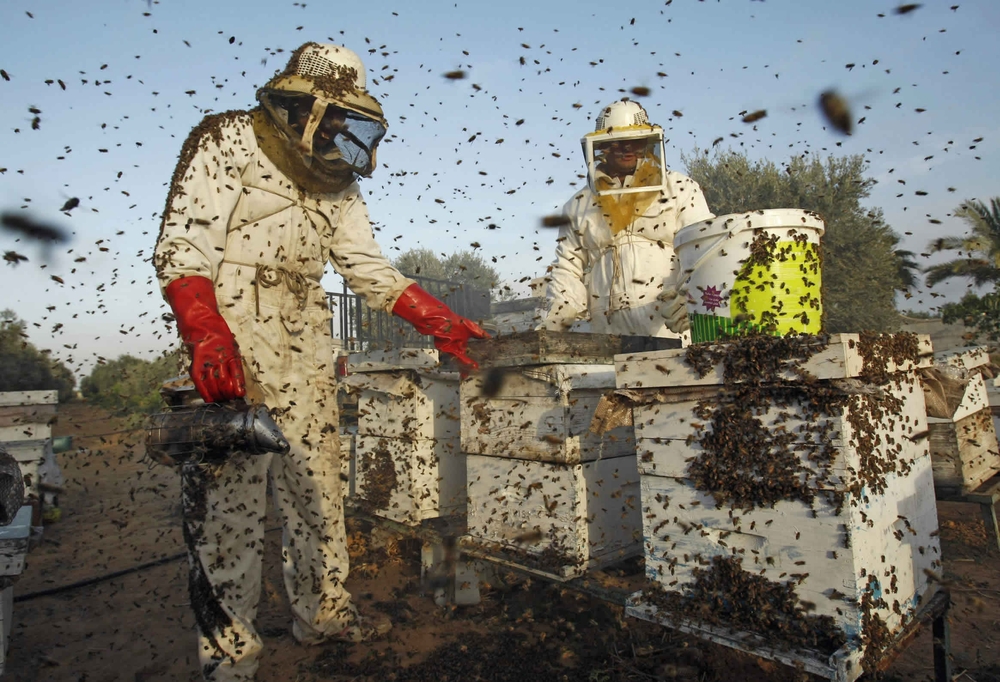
[657,284,690,334]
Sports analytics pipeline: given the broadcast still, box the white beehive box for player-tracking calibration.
[928,406,999,496]
[464,452,641,578]
[0,390,57,443]
[615,334,933,390]
[0,440,44,499]
[340,367,465,524]
[922,348,1000,496]
[344,369,460,442]
[0,391,58,501]
[631,370,929,483]
[461,365,633,463]
[618,333,941,676]
[354,435,465,525]
[639,469,940,636]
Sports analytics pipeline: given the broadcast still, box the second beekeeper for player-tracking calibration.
[540,98,715,337]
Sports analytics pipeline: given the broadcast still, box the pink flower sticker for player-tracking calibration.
[701,285,723,312]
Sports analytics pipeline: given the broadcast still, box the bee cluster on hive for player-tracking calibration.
[341,351,465,526]
[617,332,941,676]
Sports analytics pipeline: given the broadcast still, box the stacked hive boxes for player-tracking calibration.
[0,390,55,672]
[617,333,941,679]
[922,347,1000,496]
[0,391,57,515]
[342,350,465,525]
[461,331,673,579]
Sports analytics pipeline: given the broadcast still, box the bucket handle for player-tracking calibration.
[672,226,739,294]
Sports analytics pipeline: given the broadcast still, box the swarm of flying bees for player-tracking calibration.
[0,0,989,678]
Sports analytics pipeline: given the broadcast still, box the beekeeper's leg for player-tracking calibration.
[182,455,271,682]
[268,370,356,642]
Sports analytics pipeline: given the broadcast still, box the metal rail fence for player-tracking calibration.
[327,275,490,352]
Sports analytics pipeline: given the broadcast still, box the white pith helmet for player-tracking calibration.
[594,99,651,131]
[256,42,388,182]
[259,42,385,125]
[581,98,667,196]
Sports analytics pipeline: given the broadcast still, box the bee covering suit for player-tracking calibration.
[154,43,486,681]
[541,99,714,338]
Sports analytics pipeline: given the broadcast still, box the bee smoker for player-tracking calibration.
[145,377,291,466]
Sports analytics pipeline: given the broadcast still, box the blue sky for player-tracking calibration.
[1,0,998,377]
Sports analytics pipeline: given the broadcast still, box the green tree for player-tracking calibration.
[889,236,920,292]
[393,248,448,280]
[0,310,76,402]
[924,197,1000,288]
[393,248,513,301]
[80,348,185,420]
[939,288,1000,344]
[683,150,906,333]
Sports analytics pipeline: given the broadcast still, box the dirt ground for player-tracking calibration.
[2,402,999,682]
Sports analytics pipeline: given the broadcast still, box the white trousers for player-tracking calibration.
[181,304,352,681]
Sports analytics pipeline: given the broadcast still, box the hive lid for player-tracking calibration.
[468,330,679,369]
[615,332,933,389]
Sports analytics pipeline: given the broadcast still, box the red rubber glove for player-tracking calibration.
[164,276,246,403]
[392,283,489,371]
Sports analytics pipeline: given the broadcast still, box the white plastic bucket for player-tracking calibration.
[673,209,825,343]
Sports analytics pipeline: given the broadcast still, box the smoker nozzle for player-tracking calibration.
[245,404,291,454]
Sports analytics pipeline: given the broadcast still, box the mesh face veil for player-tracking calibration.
[257,43,387,186]
[582,99,668,197]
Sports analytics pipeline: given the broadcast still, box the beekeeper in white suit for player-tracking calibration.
[154,42,486,681]
[540,99,714,338]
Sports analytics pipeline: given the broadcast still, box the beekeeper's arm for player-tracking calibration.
[330,191,488,371]
[657,174,716,333]
[540,218,591,331]
[154,116,249,402]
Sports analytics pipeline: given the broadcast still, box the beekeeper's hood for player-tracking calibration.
[256,42,387,193]
[582,99,667,197]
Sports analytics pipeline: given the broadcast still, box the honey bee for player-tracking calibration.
[540,214,571,228]
[818,90,852,135]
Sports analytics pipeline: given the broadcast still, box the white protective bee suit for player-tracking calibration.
[154,44,416,681]
[542,100,714,337]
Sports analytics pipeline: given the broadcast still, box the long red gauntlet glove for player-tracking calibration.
[164,276,246,403]
[391,284,489,371]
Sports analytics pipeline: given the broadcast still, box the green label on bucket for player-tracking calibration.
[689,313,762,344]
